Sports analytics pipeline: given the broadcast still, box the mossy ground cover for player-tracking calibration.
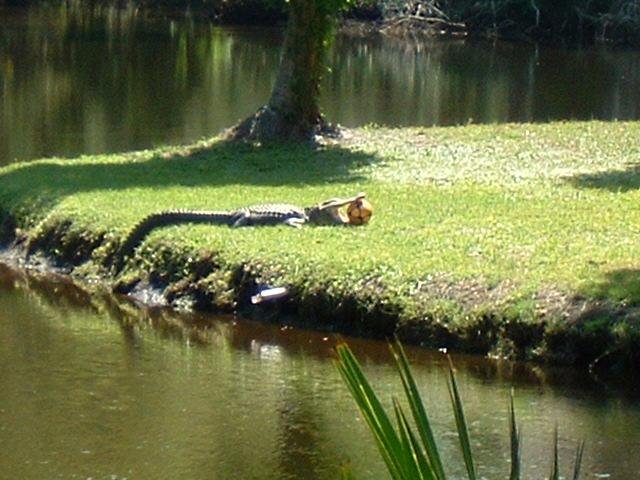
[0,121,639,368]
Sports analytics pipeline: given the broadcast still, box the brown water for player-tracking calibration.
[0,263,639,479]
[1,4,640,165]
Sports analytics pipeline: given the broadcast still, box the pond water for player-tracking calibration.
[2,5,640,478]
[1,263,639,479]
[1,4,640,165]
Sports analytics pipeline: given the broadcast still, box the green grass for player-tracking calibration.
[1,121,639,365]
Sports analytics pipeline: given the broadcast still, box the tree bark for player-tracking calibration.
[229,0,334,142]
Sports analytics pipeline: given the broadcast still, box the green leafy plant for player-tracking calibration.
[335,339,585,479]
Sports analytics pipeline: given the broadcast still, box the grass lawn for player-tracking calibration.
[1,121,639,367]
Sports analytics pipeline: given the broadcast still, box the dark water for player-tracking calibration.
[1,262,639,479]
[2,4,640,165]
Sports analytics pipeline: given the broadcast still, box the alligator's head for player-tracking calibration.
[305,193,366,225]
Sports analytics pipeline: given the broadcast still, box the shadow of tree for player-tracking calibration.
[546,268,640,375]
[567,163,640,192]
[582,268,640,306]
[0,139,376,210]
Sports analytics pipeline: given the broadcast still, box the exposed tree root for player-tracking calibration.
[225,105,341,144]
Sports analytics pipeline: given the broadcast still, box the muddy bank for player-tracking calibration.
[1,212,637,376]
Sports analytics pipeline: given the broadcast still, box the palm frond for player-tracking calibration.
[391,338,447,480]
[549,425,559,480]
[573,440,586,480]
[447,356,477,480]
[335,341,586,480]
[335,343,407,479]
[340,464,356,480]
[392,398,430,480]
[509,390,521,480]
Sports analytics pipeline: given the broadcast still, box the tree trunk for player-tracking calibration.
[229,0,334,142]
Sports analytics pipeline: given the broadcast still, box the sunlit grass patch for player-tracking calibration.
[351,121,640,186]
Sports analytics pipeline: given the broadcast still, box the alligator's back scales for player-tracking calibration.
[233,203,307,226]
[114,204,308,270]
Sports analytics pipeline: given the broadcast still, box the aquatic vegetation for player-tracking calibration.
[336,339,585,479]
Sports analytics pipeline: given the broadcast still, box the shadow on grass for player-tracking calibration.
[582,268,640,306]
[547,268,640,375]
[0,138,376,208]
[567,163,640,192]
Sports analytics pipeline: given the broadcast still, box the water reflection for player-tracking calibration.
[0,261,639,479]
[2,4,640,165]
[0,4,280,164]
[326,38,640,126]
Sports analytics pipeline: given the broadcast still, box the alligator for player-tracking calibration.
[113,193,366,272]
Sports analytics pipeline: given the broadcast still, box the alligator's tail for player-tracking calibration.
[114,210,234,272]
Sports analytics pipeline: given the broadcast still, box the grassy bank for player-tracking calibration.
[1,122,639,371]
